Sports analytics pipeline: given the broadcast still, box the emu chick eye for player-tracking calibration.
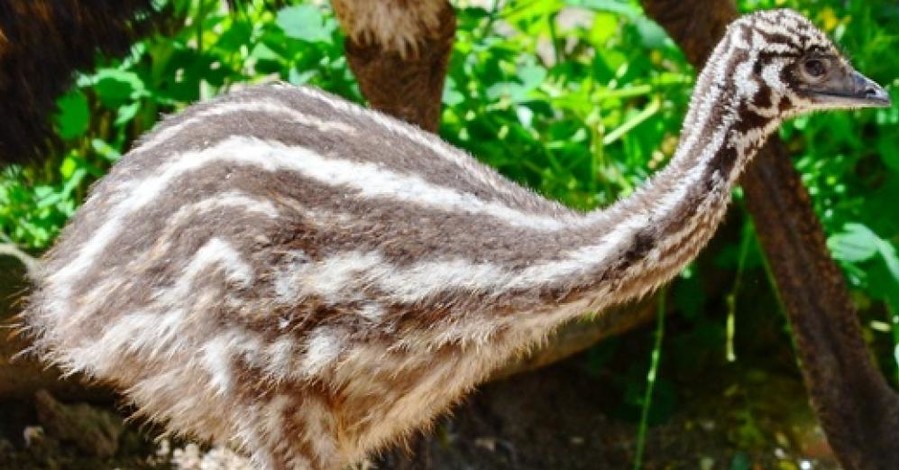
[804,58,827,78]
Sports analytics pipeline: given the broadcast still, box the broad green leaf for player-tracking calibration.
[92,69,146,108]
[634,18,671,49]
[442,78,465,107]
[215,19,253,51]
[115,102,142,126]
[55,90,90,139]
[827,223,880,263]
[503,0,564,23]
[876,239,899,285]
[91,139,122,162]
[59,155,79,179]
[589,12,620,44]
[288,68,317,86]
[565,0,641,19]
[276,5,330,43]
[517,62,548,93]
[250,42,281,62]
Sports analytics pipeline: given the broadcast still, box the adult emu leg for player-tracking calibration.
[332,0,456,132]
[642,0,899,468]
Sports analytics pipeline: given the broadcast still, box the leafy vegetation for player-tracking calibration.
[1,0,897,462]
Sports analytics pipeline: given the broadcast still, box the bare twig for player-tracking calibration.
[0,243,39,279]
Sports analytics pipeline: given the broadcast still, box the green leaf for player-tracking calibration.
[92,69,146,108]
[827,223,880,263]
[288,67,317,86]
[879,135,899,173]
[634,18,671,49]
[55,90,90,139]
[276,5,331,43]
[875,239,899,285]
[59,155,78,179]
[442,78,465,107]
[503,0,564,23]
[565,0,641,19]
[250,42,281,61]
[517,62,547,93]
[115,101,142,127]
[249,42,284,75]
[215,18,253,51]
[589,12,619,44]
[91,139,122,162]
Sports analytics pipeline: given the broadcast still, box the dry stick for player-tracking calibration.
[641,0,899,468]
[0,243,38,279]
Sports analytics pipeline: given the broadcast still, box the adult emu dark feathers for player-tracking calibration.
[0,0,158,165]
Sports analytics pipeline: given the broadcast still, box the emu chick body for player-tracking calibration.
[25,9,889,469]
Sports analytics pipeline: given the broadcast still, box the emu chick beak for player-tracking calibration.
[810,69,892,109]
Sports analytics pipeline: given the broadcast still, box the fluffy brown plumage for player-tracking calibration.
[24,9,889,470]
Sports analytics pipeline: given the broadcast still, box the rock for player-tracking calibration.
[33,389,124,458]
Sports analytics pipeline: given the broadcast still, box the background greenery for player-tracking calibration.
[1,0,897,461]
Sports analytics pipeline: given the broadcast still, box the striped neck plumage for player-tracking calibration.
[533,8,891,316]
[538,53,782,313]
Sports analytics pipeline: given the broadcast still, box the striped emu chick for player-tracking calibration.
[25,9,889,469]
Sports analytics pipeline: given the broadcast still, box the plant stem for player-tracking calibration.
[602,96,661,146]
[633,289,667,470]
[726,218,754,362]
